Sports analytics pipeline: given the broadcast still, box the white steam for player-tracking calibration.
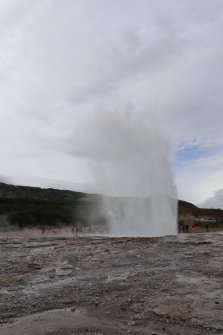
[84,108,177,236]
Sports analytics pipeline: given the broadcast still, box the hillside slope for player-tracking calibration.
[0,183,222,229]
[0,182,101,229]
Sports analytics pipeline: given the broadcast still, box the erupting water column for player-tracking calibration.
[86,109,177,237]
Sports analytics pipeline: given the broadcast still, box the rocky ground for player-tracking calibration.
[0,232,222,335]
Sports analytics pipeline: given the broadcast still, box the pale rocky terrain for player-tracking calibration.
[0,232,222,335]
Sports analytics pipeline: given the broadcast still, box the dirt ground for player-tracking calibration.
[0,232,222,335]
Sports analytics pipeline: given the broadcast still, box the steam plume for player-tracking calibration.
[84,108,177,236]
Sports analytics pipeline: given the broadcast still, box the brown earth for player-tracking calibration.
[0,232,222,335]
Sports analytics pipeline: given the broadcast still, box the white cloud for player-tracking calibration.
[199,189,223,209]
[0,174,11,184]
[0,0,223,203]
[175,150,223,204]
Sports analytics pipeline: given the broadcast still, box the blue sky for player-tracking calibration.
[172,143,223,206]
[173,143,222,166]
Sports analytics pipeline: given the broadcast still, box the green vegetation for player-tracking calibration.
[0,182,108,231]
[0,183,222,232]
[195,221,223,228]
[178,200,198,212]
[178,199,223,230]
[0,198,83,230]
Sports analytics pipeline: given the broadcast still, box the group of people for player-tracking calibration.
[178,219,210,233]
[39,224,107,236]
[178,221,189,233]
[71,225,107,235]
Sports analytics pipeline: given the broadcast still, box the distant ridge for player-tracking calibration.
[0,182,223,229]
[0,182,85,200]
[178,199,198,211]
[0,182,101,229]
[0,182,219,210]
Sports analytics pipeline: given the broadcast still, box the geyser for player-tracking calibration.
[85,108,177,237]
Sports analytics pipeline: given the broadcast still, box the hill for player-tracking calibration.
[178,198,223,228]
[0,182,103,230]
[178,199,198,212]
[0,182,222,230]
[0,182,84,200]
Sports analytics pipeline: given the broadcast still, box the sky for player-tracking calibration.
[0,0,223,208]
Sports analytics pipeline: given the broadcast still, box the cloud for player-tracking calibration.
[0,0,38,31]
[70,25,188,105]
[199,189,223,209]
[0,0,223,204]
[0,175,11,184]
[174,148,223,204]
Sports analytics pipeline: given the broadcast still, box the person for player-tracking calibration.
[178,218,184,233]
[185,224,189,233]
[205,224,209,232]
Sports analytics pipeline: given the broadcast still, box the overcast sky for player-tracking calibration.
[1,0,223,207]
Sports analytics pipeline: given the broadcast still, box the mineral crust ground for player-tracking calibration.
[0,233,222,335]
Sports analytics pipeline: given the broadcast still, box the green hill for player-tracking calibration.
[0,182,222,231]
[0,182,103,230]
[178,200,198,212]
